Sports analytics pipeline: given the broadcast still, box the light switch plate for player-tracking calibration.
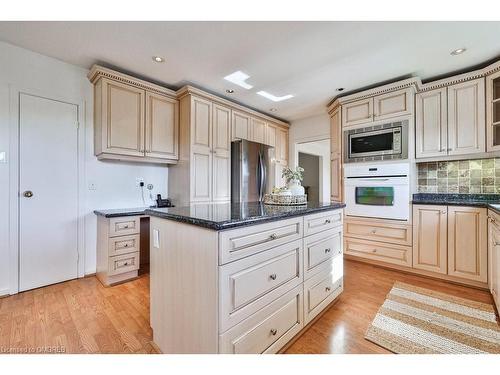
[0,151,6,163]
[153,229,160,249]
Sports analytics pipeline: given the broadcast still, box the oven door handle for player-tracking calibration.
[355,178,391,182]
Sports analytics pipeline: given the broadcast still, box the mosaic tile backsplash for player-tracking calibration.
[417,158,500,194]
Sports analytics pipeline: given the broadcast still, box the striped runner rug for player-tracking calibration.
[365,282,500,354]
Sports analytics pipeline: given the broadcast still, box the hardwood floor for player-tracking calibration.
[0,259,494,354]
[285,259,494,354]
[0,273,158,354]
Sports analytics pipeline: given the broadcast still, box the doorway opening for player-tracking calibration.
[295,139,330,202]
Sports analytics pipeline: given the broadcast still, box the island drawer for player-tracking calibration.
[304,263,343,324]
[344,218,412,246]
[303,210,343,237]
[219,217,303,265]
[108,251,140,276]
[109,216,141,237]
[108,234,140,256]
[219,285,303,354]
[304,227,343,280]
[344,237,412,267]
[219,239,303,332]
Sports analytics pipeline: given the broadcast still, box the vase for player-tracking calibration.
[287,179,305,196]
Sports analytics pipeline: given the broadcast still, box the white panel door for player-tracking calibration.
[19,94,79,291]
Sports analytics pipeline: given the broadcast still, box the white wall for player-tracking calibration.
[0,41,169,294]
[290,113,331,202]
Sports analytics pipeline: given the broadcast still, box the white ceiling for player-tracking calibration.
[0,21,499,121]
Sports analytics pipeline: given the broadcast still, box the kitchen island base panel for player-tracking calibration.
[149,207,344,354]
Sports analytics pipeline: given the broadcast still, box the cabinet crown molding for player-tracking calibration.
[327,58,500,112]
[88,64,177,98]
[176,85,289,128]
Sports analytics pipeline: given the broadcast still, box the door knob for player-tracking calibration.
[23,190,33,198]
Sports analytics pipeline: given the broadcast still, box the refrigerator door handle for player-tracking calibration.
[258,151,266,201]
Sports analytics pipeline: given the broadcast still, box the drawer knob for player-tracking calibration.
[270,328,277,336]
[124,225,129,229]
[124,262,128,266]
[269,273,277,280]
[372,249,377,253]
[324,248,331,253]
[325,286,331,292]
[371,229,377,234]
[124,244,129,247]
[325,219,331,224]
[269,233,278,240]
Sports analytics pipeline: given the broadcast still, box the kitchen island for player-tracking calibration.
[145,201,345,354]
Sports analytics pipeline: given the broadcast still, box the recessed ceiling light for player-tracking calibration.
[336,88,345,92]
[224,71,253,90]
[225,89,234,94]
[257,91,294,102]
[152,56,165,63]
[450,48,466,56]
[269,108,277,112]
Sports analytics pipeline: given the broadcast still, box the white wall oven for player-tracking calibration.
[344,120,408,163]
[344,163,410,221]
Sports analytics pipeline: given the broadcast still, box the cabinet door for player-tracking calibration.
[190,96,212,202]
[342,98,373,128]
[373,89,411,121]
[100,78,145,157]
[250,117,266,144]
[276,127,288,163]
[412,205,447,274]
[415,88,448,159]
[492,228,500,310]
[448,206,487,283]
[212,104,231,202]
[330,107,341,156]
[145,92,179,160]
[447,78,486,156]
[330,107,342,201]
[330,157,342,202]
[232,110,250,140]
[266,123,277,147]
[486,71,500,152]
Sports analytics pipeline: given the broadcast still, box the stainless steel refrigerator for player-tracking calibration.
[231,139,275,203]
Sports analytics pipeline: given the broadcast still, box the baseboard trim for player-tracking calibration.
[0,288,11,299]
[344,254,489,290]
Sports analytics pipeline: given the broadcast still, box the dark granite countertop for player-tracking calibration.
[94,207,150,218]
[145,201,346,231]
[412,193,500,214]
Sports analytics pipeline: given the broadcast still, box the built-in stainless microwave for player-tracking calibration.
[344,120,408,163]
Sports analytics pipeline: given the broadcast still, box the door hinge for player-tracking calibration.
[76,121,80,129]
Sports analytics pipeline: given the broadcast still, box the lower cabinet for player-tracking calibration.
[413,205,488,284]
[487,210,500,312]
[412,205,447,274]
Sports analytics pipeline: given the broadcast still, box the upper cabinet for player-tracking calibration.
[447,78,485,156]
[486,71,500,152]
[415,88,448,158]
[90,66,179,164]
[145,92,179,160]
[415,78,486,159]
[250,117,267,144]
[373,89,411,121]
[342,98,373,127]
[232,110,251,141]
[342,89,411,128]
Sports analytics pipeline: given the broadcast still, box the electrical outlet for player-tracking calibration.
[136,178,144,187]
[88,182,97,191]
